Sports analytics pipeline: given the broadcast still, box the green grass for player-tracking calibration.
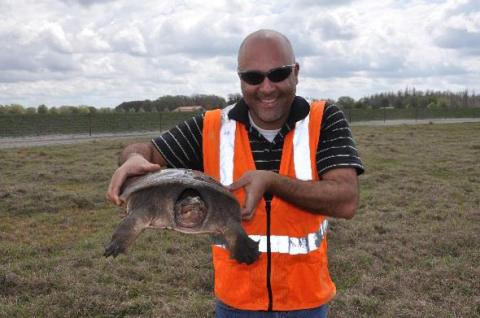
[1,123,479,317]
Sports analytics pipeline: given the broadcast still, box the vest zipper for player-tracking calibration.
[265,199,273,311]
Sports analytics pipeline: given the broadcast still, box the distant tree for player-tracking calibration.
[98,107,113,113]
[77,106,91,114]
[111,89,480,114]
[354,99,368,109]
[37,104,48,114]
[142,100,153,112]
[393,98,403,109]
[116,100,149,112]
[6,104,25,114]
[58,106,80,114]
[58,106,70,114]
[380,97,390,108]
[227,93,242,105]
[409,96,418,109]
[115,94,227,112]
[26,107,37,114]
[436,98,448,108]
[49,107,58,114]
[336,96,355,110]
[191,94,226,109]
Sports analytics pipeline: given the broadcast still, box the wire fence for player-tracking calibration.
[0,112,195,137]
[342,107,480,123]
[1,108,480,138]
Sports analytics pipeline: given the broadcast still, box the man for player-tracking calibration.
[107,29,364,317]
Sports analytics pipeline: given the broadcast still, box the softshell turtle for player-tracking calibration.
[104,168,259,264]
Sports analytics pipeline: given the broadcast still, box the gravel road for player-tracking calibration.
[0,131,161,149]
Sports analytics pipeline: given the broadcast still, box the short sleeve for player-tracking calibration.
[151,114,204,171]
[316,104,364,176]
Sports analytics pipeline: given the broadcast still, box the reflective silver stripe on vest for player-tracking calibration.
[293,111,312,181]
[219,104,315,185]
[215,219,329,255]
[219,105,236,186]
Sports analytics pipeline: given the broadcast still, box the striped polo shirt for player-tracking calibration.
[152,96,364,180]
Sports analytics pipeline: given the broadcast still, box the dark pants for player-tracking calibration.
[215,300,329,318]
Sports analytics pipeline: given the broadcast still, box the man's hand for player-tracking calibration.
[228,168,359,220]
[228,170,276,220]
[106,154,162,206]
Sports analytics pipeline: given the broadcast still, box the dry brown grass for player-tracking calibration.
[328,123,480,318]
[1,123,479,317]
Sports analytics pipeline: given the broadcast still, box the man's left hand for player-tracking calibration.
[228,170,275,220]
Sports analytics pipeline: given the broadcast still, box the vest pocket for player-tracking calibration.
[271,250,335,310]
[212,246,269,310]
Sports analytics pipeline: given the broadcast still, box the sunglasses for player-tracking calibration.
[238,64,296,85]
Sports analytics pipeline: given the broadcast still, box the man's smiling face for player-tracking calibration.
[237,34,299,130]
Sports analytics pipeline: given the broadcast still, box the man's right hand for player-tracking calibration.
[106,154,162,206]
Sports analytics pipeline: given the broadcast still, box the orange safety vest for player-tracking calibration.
[202,101,336,311]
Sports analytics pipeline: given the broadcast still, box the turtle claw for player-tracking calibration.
[231,235,260,265]
[103,240,127,258]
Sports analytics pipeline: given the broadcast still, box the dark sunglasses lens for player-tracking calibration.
[240,72,265,85]
[268,67,292,82]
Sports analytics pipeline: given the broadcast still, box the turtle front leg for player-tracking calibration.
[104,212,151,257]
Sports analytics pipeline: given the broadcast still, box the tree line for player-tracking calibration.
[1,89,479,115]
[114,94,242,112]
[335,88,480,110]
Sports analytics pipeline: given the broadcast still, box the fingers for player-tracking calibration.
[106,169,127,206]
[106,157,162,206]
[143,162,162,173]
[228,172,265,221]
[241,208,255,220]
[228,178,248,191]
[241,190,259,220]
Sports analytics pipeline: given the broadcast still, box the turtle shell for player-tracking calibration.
[120,168,232,201]
[105,168,260,265]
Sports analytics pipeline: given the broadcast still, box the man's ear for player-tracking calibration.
[294,62,300,83]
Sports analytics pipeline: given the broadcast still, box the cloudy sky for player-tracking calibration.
[1,0,479,108]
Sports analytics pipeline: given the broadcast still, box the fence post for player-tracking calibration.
[158,112,162,132]
[35,114,39,136]
[88,113,92,136]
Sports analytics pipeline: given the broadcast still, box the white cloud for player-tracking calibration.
[431,1,480,54]
[0,0,479,107]
[75,27,111,52]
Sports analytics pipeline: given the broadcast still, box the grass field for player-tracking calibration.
[1,123,479,317]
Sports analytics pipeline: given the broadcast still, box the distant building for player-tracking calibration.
[172,105,205,113]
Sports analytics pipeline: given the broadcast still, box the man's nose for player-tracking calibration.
[258,77,276,94]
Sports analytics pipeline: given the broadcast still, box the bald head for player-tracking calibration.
[237,30,296,69]
[235,30,299,130]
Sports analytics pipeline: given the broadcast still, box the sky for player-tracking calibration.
[1,0,479,108]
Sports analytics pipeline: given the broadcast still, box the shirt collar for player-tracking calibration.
[227,96,310,128]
